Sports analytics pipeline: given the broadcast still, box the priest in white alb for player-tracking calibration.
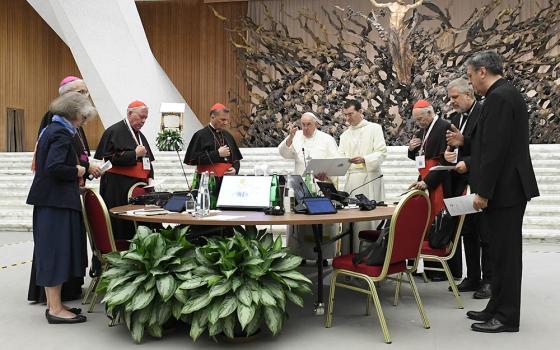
[339,99,387,253]
[278,112,340,260]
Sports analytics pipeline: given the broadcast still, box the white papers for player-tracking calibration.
[100,160,112,172]
[443,194,481,216]
[145,179,166,189]
[429,165,456,171]
[304,158,351,176]
[200,214,244,220]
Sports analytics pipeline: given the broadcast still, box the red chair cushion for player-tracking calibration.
[420,241,448,257]
[332,254,407,277]
[358,230,381,242]
[115,240,130,252]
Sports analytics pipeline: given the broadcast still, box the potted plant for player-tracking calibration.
[156,128,184,151]
[97,225,195,343]
[177,226,312,341]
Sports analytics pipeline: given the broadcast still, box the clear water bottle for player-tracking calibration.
[196,172,210,217]
[185,192,196,213]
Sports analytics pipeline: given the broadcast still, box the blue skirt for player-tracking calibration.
[32,206,86,287]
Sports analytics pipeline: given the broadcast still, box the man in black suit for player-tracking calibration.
[447,51,539,333]
[444,78,492,299]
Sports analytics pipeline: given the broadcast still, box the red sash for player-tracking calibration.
[197,163,232,177]
[107,162,150,180]
[418,158,445,226]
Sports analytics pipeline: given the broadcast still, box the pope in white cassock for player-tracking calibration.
[278,112,340,260]
[339,100,387,253]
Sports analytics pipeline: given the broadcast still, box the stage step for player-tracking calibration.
[1,144,559,238]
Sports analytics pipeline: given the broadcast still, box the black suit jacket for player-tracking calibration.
[449,101,482,195]
[27,122,81,211]
[470,78,539,208]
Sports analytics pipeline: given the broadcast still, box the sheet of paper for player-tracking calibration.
[99,160,112,172]
[443,194,481,216]
[200,215,244,220]
[145,178,166,188]
[429,165,456,171]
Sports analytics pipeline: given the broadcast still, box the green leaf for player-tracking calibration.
[208,318,223,337]
[231,276,243,292]
[101,267,130,279]
[285,290,305,308]
[172,260,196,273]
[271,255,303,272]
[156,275,177,302]
[106,274,135,293]
[208,296,224,325]
[273,236,283,252]
[135,225,152,240]
[268,252,287,260]
[205,274,223,287]
[260,232,274,249]
[146,323,162,338]
[237,303,256,330]
[123,251,145,264]
[294,283,312,295]
[251,289,260,304]
[182,293,213,314]
[144,276,156,291]
[264,306,283,336]
[223,268,237,279]
[189,314,205,342]
[236,284,252,306]
[172,299,183,320]
[259,289,277,306]
[262,279,285,303]
[209,280,232,298]
[219,295,238,319]
[242,257,264,266]
[174,288,189,304]
[178,277,206,290]
[222,314,235,339]
[278,270,313,284]
[130,316,145,344]
[103,283,137,306]
[245,305,262,336]
[128,288,156,312]
[195,247,213,265]
[175,272,193,281]
[244,225,257,240]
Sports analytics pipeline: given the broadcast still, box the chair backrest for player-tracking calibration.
[379,190,431,276]
[81,188,117,255]
[441,187,469,259]
[128,181,148,200]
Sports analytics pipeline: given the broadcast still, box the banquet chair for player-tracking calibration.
[81,188,129,313]
[127,181,148,200]
[325,190,431,344]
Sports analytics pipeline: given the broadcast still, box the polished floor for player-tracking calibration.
[1,232,559,349]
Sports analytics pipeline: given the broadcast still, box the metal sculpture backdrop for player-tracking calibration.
[217,0,560,146]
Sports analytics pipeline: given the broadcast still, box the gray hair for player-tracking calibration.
[447,78,474,97]
[49,92,97,122]
[301,112,323,126]
[466,50,504,76]
[127,105,148,114]
[414,105,435,115]
[58,79,85,96]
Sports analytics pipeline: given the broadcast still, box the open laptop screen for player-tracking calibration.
[217,176,272,210]
[287,175,312,204]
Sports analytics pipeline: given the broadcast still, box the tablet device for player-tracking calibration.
[303,197,337,215]
[163,195,188,212]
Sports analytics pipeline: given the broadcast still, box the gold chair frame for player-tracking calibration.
[325,190,432,344]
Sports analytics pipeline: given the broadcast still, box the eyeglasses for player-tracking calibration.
[76,89,89,97]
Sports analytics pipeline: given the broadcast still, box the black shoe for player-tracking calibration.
[46,308,82,316]
[471,318,518,333]
[473,283,492,299]
[449,279,480,292]
[46,311,87,324]
[466,310,493,321]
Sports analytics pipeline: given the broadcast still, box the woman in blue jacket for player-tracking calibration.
[27,92,96,324]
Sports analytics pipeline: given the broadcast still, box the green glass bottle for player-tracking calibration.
[304,171,315,196]
[208,171,218,209]
[270,173,281,207]
[191,171,201,191]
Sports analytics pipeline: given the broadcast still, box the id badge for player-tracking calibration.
[142,157,151,170]
[416,155,426,169]
[355,163,365,169]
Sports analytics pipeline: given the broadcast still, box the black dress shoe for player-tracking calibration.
[466,310,493,321]
[474,283,492,299]
[449,279,480,292]
[471,318,518,333]
[46,307,82,315]
[46,311,87,324]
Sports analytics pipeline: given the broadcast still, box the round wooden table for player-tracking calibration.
[110,204,395,314]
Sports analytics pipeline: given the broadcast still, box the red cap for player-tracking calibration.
[210,103,229,112]
[413,100,431,109]
[59,76,80,87]
[128,100,147,109]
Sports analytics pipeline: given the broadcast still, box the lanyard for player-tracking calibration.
[459,102,476,133]
[123,119,142,147]
[419,116,438,154]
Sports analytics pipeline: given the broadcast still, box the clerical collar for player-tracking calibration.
[350,119,368,129]
[208,123,221,133]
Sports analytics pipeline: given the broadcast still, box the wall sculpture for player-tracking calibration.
[216,0,560,146]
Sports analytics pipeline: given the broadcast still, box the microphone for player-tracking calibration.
[348,174,384,197]
[173,139,191,190]
[302,148,308,170]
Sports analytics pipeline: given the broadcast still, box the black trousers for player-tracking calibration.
[483,202,526,328]
[462,212,492,282]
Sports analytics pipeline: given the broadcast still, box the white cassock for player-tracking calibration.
[339,119,387,253]
[278,129,340,260]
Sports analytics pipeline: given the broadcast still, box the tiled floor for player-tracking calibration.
[1,232,559,349]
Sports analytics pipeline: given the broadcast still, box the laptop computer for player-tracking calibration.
[217,175,272,210]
